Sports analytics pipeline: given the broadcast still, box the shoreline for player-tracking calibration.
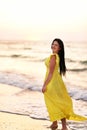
[0,111,51,130]
[0,83,87,130]
[0,111,71,130]
[0,70,87,101]
[0,83,69,130]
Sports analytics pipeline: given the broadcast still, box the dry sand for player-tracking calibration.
[0,111,50,130]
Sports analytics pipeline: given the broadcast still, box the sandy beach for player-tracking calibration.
[0,111,50,130]
[0,83,50,130]
[0,83,87,130]
[0,84,72,130]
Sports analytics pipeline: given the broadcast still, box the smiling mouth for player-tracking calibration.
[52,47,56,49]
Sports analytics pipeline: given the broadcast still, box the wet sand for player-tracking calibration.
[0,111,50,130]
[0,84,72,130]
[0,83,87,130]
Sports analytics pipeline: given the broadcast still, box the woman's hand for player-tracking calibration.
[42,85,47,93]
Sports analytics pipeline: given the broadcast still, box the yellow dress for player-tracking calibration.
[44,53,87,121]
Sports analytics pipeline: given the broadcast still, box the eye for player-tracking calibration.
[53,44,58,46]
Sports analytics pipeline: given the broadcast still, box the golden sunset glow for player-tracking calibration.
[0,0,87,40]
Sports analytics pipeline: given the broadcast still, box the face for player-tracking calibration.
[51,41,61,53]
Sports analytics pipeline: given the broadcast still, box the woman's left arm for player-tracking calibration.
[42,55,56,93]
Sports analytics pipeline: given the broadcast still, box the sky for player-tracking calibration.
[0,0,87,41]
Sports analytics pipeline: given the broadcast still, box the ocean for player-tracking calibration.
[0,40,87,127]
[0,40,87,100]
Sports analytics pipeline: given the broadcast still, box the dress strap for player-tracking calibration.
[50,53,59,64]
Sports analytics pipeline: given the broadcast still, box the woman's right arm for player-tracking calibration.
[42,55,56,93]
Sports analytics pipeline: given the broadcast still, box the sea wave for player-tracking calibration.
[67,68,87,72]
[0,72,41,91]
[68,87,87,101]
[66,58,87,64]
[0,71,87,101]
[0,54,87,63]
[80,60,87,64]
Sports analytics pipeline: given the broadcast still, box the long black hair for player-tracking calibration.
[52,38,66,76]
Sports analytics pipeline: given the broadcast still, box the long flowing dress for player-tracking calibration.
[44,53,87,121]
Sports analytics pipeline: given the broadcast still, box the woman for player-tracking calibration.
[42,38,87,130]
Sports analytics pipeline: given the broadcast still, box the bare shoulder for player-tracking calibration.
[50,54,56,65]
[50,54,56,61]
